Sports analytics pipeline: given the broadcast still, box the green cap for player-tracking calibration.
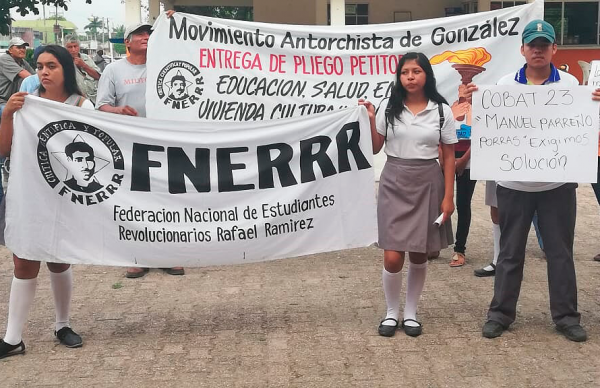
[522,19,555,44]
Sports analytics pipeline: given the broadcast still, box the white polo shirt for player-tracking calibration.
[496,66,579,192]
[376,100,457,159]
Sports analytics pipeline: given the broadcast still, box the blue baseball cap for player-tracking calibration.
[522,19,556,44]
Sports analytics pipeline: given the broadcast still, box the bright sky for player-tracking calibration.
[10,0,150,32]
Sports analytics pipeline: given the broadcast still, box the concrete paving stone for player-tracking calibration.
[2,184,600,386]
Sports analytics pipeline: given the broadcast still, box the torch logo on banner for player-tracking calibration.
[36,120,125,206]
[430,48,492,138]
[156,60,204,110]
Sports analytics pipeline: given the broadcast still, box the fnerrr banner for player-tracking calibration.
[6,97,377,267]
[146,1,543,125]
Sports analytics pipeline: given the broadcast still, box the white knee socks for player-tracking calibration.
[482,224,501,271]
[382,268,402,326]
[484,224,500,271]
[50,267,73,332]
[404,262,427,327]
[3,277,37,345]
[492,223,501,266]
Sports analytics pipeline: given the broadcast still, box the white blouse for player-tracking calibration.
[376,100,457,159]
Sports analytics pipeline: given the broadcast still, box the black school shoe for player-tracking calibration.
[0,340,25,359]
[474,263,496,277]
[55,327,83,348]
[378,318,399,337]
[402,319,423,337]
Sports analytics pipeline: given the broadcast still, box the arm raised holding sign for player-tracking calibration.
[359,52,457,339]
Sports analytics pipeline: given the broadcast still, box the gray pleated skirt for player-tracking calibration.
[377,156,453,253]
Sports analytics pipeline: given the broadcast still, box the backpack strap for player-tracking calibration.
[375,97,391,139]
[438,103,445,142]
[75,96,87,107]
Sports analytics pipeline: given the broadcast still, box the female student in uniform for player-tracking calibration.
[359,52,457,337]
[0,45,92,359]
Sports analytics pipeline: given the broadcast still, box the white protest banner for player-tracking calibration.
[587,60,600,87]
[146,1,542,175]
[146,2,541,122]
[6,96,377,267]
[470,85,599,182]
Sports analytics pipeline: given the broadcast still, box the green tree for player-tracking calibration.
[113,43,126,55]
[84,15,103,40]
[25,48,35,68]
[110,24,126,55]
[112,24,125,38]
[1,0,93,36]
[176,6,253,21]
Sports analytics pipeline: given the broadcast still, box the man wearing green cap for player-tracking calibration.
[479,19,587,342]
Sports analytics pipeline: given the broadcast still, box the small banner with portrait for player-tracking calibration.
[5,96,377,267]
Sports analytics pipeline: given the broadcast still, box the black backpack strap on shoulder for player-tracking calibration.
[438,103,445,142]
[376,97,391,139]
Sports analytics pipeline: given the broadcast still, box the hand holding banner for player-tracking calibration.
[6,97,377,267]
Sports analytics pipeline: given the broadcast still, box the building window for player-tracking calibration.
[328,3,368,25]
[490,1,526,10]
[346,4,369,25]
[545,2,599,45]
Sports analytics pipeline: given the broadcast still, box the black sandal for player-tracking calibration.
[474,263,496,277]
[378,318,399,337]
[402,319,423,337]
[0,340,25,359]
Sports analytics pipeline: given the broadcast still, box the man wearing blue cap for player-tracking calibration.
[480,20,587,342]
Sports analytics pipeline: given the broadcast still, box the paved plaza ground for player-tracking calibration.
[1,183,599,387]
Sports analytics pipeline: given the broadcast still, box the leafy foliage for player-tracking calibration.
[111,24,125,53]
[112,24,125,38]
[113,43,126,55]
[175,6,254,21]
[25,48,35,68]
[84,15,103,38]
[1,0,93,35]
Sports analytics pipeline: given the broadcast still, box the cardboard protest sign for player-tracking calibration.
[471,85,599,183]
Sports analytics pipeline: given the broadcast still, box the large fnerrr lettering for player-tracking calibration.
[130,122,371,194]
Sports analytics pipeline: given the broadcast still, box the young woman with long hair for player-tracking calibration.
[360,52,457,337]
[0,45,93,359]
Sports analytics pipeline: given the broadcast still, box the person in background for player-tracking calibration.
[64,35,101,105]
[449,84,476,268]
[19,45,46,93]
[93,49,107,72]
[96,21,184,278]
[592,138,600,262]
[475,187,545,277]
[0,37,34,204]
